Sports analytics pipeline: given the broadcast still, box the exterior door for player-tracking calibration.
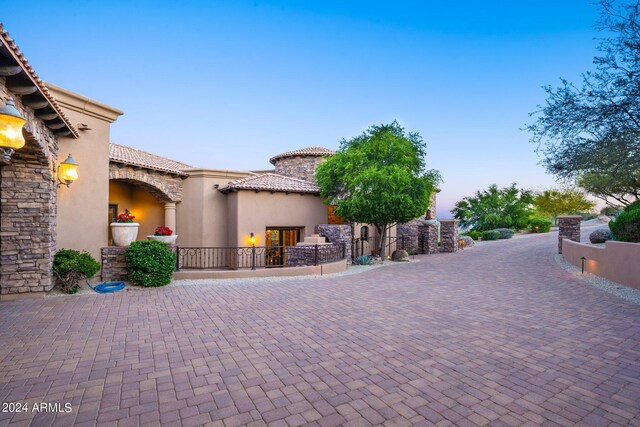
[265,228,301,267]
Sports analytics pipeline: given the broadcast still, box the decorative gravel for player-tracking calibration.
[555,253,640,305]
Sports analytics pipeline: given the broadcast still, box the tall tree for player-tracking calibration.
[316,122,440,258]
[527,0,640,205]
[533,188,596,224]
[452,184,534,231]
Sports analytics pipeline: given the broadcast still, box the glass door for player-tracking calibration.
[265,228,301,267]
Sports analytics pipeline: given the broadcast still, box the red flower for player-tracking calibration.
[154,226,173,236]
[114,209,135,223]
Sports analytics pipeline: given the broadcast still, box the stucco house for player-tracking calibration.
[0,24,437,299]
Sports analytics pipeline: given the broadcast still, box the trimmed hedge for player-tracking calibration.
[529,218,552,233]
[494,228,514,239]
[125,240,176,287]
[482,230,500,241]
[609,206,640,243]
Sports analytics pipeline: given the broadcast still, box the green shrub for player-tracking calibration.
[53,249,101,294]
[579,212,598,221]
[609,208,640,242]
[125,241,176,287]
[482,230,500,241]
[354,255,373,265]
[462,230,483,240]
[529,218,552,233]
[494,228,514,239]
[622,199,640,213]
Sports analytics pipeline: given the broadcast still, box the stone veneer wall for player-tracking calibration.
[109,163,184,202]
[274,156,326,182]
[315,224,352,264]
[397,219,421,252]
[439,220,459,253]
[101,245,177,282]
[0,77,60,298]
[557,215,581,254]
[418,221,439,254]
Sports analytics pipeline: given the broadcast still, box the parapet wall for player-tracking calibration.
[562,239,640,290]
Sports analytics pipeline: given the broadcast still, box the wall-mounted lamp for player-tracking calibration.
[0,97,26,165]
[250,232,256,245]
[53,153,79,187]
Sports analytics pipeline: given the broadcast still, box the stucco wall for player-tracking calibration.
[49,83,122,259]
[562,239,640,290]
[108,181,164,240]
[230,191,328,247]
[177,169,252,247]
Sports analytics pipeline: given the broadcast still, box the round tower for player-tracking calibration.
[269,146,335,182]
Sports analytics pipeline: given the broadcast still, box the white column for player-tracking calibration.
[164,202,177,232]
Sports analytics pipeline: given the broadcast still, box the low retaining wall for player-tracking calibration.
[562,239,640,290]
[173,259,347,280]
[101,245,177,282]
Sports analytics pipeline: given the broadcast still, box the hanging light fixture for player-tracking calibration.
[55,153,79,187]
[0,97,26,164]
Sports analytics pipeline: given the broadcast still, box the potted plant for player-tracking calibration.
[110,209,140,247]
[148,226,178,244]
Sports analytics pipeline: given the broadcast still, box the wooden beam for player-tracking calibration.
[46,121,66,130]
[0,65,22,76]
[35,109,58,121]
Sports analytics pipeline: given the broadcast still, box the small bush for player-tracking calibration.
[354,255,372,265]
[462,231,482,240]
[600,206,619,217]
[609,208,640,242]
[125,241,176,287]
[482,230,500,241]
[529,218,552,233]
[494,228,514,239]
[53,249,101,294]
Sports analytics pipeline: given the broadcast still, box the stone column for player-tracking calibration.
[557,215,581,254]
[418,220,439,254]
[164,202,177,232]
[440,220,459,253]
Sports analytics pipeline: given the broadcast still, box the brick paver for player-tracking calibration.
[1,230,639,426]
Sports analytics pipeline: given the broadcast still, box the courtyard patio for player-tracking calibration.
[1,230,639,426]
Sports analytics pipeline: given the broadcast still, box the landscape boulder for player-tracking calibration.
[391,249,410,262]
[458,235,475,248]
[589,229,613,244]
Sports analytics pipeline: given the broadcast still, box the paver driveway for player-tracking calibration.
[1,231,639,427]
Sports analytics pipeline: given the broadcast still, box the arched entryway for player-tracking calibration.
[108,163,182,243]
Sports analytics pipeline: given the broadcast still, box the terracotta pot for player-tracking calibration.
[147,235,178,244]
[110,222,139,247]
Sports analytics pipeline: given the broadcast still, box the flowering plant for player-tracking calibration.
[154,226,173,236]
[114,209,135,223]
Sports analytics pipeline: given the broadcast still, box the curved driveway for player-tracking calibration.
[1,231,639,426]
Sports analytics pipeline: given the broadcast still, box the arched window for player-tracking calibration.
[360,226,369,241]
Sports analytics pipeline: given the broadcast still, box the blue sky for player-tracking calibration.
[3,1,602,217]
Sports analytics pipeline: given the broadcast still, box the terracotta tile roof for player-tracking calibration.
[109,143,193,176]
[269,146,335,165]
[0,24,78,138]
[221,173,320,194]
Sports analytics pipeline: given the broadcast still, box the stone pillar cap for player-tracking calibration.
[557,215,583,219]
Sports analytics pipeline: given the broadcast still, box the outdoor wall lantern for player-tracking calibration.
[0,97,26,165]
[54,153,79,187]
[250,232,256,245]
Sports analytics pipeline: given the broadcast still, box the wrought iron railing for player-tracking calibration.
[351,235,420,260]
[176,243,346,271]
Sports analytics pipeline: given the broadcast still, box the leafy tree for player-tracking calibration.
[452,184,534,231]
[316,122,440,257]
[533,188,596,224]
[527,0,640,204]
